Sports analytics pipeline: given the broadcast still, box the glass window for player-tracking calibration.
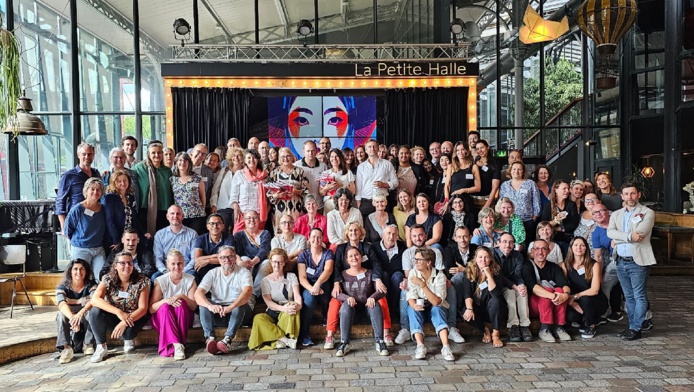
[82,114,135,171]
[595,128,620,160]
[636,70,664,115]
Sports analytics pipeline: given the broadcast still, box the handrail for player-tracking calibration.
[523,97,584,159]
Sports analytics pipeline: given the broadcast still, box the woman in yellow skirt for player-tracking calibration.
[248,248,302,350]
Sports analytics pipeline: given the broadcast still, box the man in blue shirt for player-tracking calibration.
[153,205,197,277]
[57,142,101,234]
[190,213,235,283]
[591,203,624,324]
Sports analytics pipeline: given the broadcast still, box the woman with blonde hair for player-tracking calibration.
[493,197,526,249]
[210,147,244,233]
[364,194,397,243]
[103,169,142,250]
[267,147,310,232]
[461,247,507,348]
[248,248,302,350]
[393,188,415,242]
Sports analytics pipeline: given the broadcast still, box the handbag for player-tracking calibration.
[434,201,449,216]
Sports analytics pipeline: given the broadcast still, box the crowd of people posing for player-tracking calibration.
[54,133,656,365]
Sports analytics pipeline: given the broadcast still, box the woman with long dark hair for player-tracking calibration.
[472,140,501,211]
[320,148,356,214]
[540,180,579,252]
[405,193,443,252]
[55,259,97,364]
[445,141,481,210]
[342,147,358,174]
[230,149,269,233]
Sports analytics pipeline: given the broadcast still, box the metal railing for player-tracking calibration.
[523,97,584,160]
[169,43,471,63]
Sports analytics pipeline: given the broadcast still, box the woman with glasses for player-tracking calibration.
[149,249,197,360]
[271,214,307,265]
[320,148,356,215]
[248,248,302,350]
[55,259,97,364]
[230,149,269,233]
[171,152,207,235]
[573,193,600,248]
[268,147,310,233]
[88,251,151,363]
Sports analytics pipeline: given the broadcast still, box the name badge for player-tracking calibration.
[203,176,209,182]
[483,242,492,248]
[479,282,488,290]
[466,174,474,179]
[362,255,369,262]
[429,180,434,185]
[482,165,489,172]
[306,267,316,275]
[357,273,366,280]
[118,290,130,299]
[519,189,528,194]
[631,216,642,223]
[577,267,585,276]
[84,209,94,217]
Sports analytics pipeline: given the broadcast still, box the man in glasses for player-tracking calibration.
[190,213,236,284]
[102,147,140,208]
[190,143,215,206]
[99,229,155,281]
[591,202,624,324]
[195,245,253,355]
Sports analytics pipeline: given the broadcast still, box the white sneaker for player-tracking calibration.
[554,327,572,341]
[448,327,465,343]
[395,329,411,345]
[279,337,297,349]
[193,314,202,328]
[275,340,287,349]
[123,340,135,353]
[414,344,427,360]
[84,346,94,355]
[90,345,108,363]
[441,345,455,361]
[173,343,186,360]
[539,329,556,343]
[59,347,73,364]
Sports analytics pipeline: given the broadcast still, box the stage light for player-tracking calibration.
[173,18,191,38]
[297,20,313,37]
[450,18,465,36]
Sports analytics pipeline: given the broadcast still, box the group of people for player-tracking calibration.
[53,133,656,364]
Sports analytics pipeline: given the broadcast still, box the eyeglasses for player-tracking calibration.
[207,221,223,226]
[414,258,429,263]
[280,221,293,225]
[534,248,549,252]
[194,149,207,157]
[592,210,608,214]
[585,198,597,203]
[112,156,125,160]
[117,261,134,266]
[245,216,259,221]
[219,255,235,260]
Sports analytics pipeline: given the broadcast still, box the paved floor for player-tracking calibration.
[1,276,694,392]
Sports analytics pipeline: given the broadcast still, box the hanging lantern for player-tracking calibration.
[641,166,655,178]
[519,5,569,44]
[577,0,638,56]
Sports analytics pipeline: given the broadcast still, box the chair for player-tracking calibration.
[0,244,34,318]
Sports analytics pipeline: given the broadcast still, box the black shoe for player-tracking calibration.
[520,326,533,342]
[618,328,630,338]
[621,329,642,341]
[509,325,522,342]
[597,317,608,326]
[581,326,597,339]
[606,312,624,322]
[578,325,587,334]
[641,319,653,331]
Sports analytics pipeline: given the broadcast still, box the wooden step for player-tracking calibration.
[1,289,57,306]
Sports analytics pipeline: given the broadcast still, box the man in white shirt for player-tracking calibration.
[121,136,139,169]
[195,245,252,355]
[153,205,198,276]
[394,224,464,345]
[355,139,398,217]
[294,140,328,210]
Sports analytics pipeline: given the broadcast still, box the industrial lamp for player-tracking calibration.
[2,97,48,137]
[450,18,465,35]
[297,19,313,37]
[173,18,191,37]
[519,5,569,44]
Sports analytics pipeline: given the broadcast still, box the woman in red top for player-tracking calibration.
[294,194,329,246]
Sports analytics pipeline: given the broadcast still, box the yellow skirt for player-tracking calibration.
[247,312,300,350]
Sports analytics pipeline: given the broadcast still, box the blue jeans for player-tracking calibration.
[71,246,106,282]
[199,303,250,339]
[445,285,458,327]
[430,243,445,254]
[407,304,448,337]
[616,260,650,331]
[299,286,331,341]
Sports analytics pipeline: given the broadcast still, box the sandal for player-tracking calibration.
[492,330,504,348]
[482,327,492,344]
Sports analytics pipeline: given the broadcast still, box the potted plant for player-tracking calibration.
[0,14,22,139]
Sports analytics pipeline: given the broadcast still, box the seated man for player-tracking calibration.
[153,205,198,277]
[194,245,253,355]
[443,226,477,317]
[100,229,156,281]
[232,210,271,296]
[189,213,235,283]
[373,224,407,317]
[395,224,463,345]
[493,232,532,343]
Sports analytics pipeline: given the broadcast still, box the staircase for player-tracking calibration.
[523,97,585,165]
[0,272,62,307]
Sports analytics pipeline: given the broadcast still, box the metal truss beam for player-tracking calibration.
[200,0,237,44]
[274,0,291,37]
[170,43,470,63]
[81,0,166,58]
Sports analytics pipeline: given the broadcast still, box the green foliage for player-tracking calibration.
[0,28,22,138]
[123,115,152,140]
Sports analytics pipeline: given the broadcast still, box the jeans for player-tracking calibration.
[450,273,466,314]
[616,260,650,331]
[56,307,93,350]
[199,303,250,339]
[88,307,149,345]
[299,285,331,341]
[430,243,445,254]
[71,246,106,282]
[445,285,458,327]
[339,301,384,343]
[602,261,623,314]
[407,304,448,337]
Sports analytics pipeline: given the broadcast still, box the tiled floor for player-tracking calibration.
[1,276,693,391]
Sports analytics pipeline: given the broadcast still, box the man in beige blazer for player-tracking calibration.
[607,182,656,341]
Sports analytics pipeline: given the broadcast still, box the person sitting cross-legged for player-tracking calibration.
[248,249,302,350]
[149,248,198,360]
[194,245,253,355]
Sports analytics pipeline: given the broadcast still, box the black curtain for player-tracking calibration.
[172,87,252,151]
[383,87,469,147]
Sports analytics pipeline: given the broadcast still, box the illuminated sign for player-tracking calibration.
[355,62,477,77]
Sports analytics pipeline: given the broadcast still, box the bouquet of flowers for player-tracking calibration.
[317,172,338,197]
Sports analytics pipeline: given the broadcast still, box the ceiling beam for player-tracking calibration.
[199,0,237,44]
[341,0,350,26]
[273,0,291,36]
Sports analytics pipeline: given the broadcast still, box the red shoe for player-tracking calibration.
[217,336,232,354]
[206,337,219,355]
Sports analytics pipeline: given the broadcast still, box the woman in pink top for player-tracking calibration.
[294,194,328,246]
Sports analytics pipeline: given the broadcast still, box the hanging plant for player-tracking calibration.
[0,15,22,139]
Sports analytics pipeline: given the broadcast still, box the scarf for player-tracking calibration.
[145,158,158,236]
[244,167,269,222]
[451,210,466,229]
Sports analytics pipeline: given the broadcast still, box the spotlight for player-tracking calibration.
[297,19,313,37]
[173,18,191,37]
[450,18,465,36]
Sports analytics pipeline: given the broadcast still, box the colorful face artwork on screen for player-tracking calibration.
[268,96,377,158]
